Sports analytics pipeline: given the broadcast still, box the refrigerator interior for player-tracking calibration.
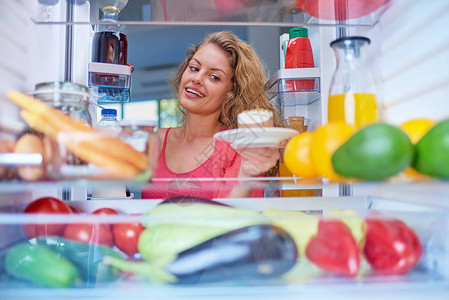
[1,0,449,299]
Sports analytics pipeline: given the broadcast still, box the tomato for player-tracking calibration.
[68,205,82,214]
[63,223,114,247]
[92,208,120,215]
[113,218,145,256]
[22,196,72,239]
[295,0,389,21]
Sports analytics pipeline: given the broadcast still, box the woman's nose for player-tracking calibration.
[191,72,203,84]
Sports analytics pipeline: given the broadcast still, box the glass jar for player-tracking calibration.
[118,120,156,154]
[327,36,379,128]
[33,81,93,126]
[32,82,94,179]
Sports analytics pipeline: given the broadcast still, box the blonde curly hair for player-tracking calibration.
[171,31,281,130]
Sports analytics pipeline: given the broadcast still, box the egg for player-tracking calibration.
[0,139,15,179]
[14,133,46,181]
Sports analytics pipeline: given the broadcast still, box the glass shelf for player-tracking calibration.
[32,0,389,28]
[268,68,321,118]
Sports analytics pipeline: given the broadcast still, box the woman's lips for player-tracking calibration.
[185,87,205,98]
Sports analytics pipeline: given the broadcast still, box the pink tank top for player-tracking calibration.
[142,128,248,199]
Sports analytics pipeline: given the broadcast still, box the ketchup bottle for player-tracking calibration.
[285,27,315,91]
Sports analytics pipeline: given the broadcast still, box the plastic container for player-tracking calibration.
[328,36,379,128]
[88,62,131,102]
[0,194,445,292]
[284,27,315,91]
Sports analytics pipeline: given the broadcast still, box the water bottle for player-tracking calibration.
[97,108,121,134]
[92,109,127,198]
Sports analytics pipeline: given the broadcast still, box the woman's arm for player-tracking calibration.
[228,146,280,198]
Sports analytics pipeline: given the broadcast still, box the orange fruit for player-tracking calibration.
[310,122,357,181]
[283,132,318,178]
[399,118,436,178]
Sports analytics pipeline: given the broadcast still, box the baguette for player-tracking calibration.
[11,91,149,171]
[21,110,141,179]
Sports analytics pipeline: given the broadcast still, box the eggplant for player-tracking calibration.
[166,224,297,284]
[105,224,297,284]
[158,196,231,207]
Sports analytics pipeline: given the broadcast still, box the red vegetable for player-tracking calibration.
[112,216,145,256]
[92,208,120,215]
[22,196,72,239]
[295,0,389,21]
[306,219,360,277]
[364,218,423,275]
[68,205,82,214]
[63,223,114,247]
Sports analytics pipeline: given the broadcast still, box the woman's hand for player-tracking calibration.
[233,145,280,177]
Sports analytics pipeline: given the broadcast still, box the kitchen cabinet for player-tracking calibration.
[1,0,449,299]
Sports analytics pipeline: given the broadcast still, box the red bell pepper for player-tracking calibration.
[364,218,423,275]
[306,219,360,277]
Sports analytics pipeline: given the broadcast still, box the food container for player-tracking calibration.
[118,120,157,154]
[6,90,153,181]
[88,62,131,103]
[33,82,94,126]
[0,192,446,292]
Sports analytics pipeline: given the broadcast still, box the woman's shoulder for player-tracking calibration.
[155,127,169,140]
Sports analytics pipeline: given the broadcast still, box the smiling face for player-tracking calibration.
[178,43,233,118]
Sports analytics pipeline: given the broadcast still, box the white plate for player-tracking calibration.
[214,127,299,148]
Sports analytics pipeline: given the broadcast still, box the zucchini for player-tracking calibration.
[105,224,297,284]
[35,236,123,284]
[4,242,80,288]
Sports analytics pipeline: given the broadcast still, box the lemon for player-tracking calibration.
[399,118,436,178]
[310,122,356,181]
[284,132,318,178]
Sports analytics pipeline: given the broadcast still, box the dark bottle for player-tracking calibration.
[92,6,127,65]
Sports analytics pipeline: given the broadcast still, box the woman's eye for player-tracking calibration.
[210,75,220,81]
[189,65,199,72]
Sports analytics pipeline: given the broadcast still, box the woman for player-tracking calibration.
[142,31,281,200]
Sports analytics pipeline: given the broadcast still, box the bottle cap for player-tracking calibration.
[101,108,117,116]
[289,27,308,39]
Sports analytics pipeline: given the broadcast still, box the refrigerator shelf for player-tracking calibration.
[0,196,448,299]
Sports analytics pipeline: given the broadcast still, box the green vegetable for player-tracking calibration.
[332,123,414,180]
[4,242,80,288]
[35,236,123,284]
[103,203,270,282]
[140,203,269,265]
[104,224,298,284]
[414,118,449,179]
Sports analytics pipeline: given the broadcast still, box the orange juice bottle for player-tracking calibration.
[328,92,379,128]
[328,37,379,128]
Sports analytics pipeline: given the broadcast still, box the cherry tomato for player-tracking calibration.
[92,208,120,215]
[113,218,145,256]
[63,223,114,247]
[22,196,72,239]
[69,205,82,214]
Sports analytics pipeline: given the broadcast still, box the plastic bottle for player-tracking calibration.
[284,27,315,91]
[92,108,127,198]
[97,108,121,134]
[92,6,128,65]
